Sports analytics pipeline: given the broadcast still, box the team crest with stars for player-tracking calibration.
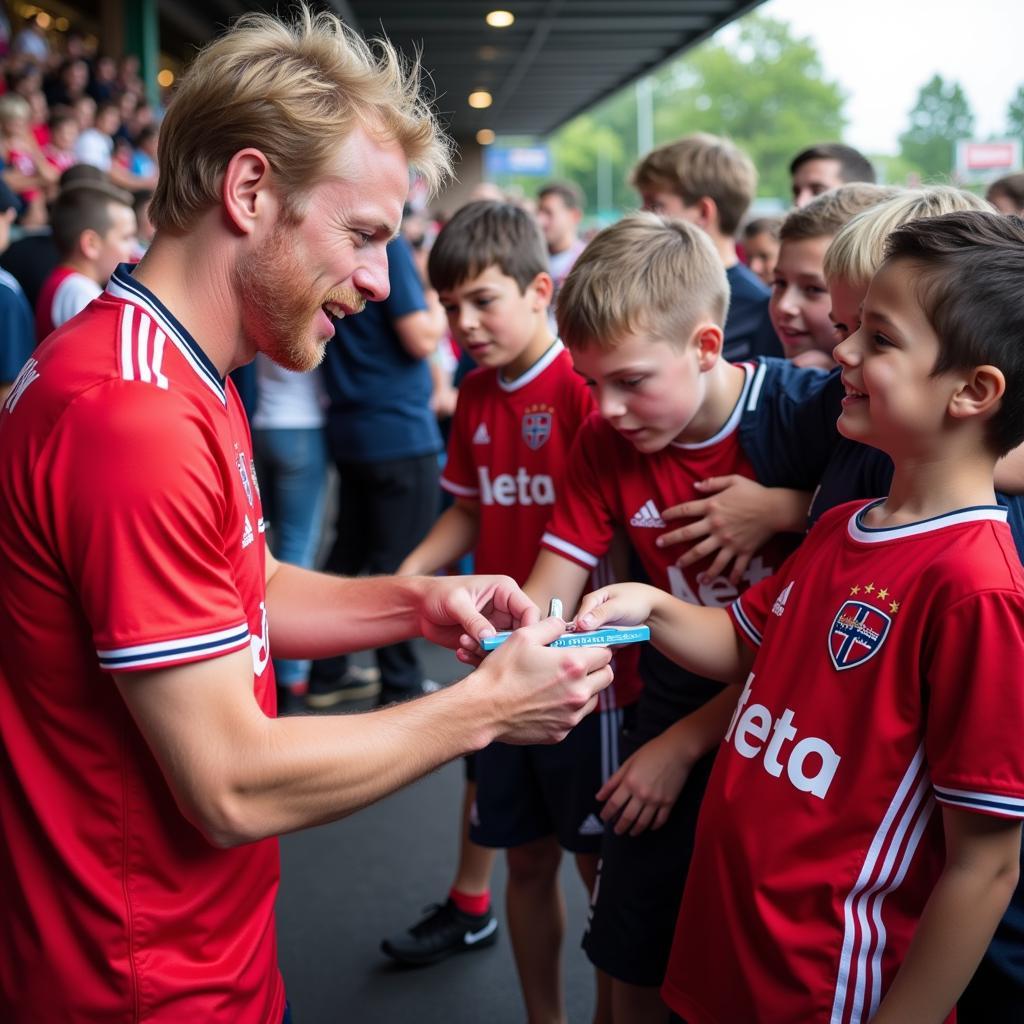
[829,582,899,671]
[522,404,554,450]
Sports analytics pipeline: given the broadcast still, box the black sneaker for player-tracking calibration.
[378,679,442,706]
[381,898,498,966]
[305,665,382,709]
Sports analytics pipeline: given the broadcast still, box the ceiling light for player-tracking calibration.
[469,91,493,109]
[158,69,175,88]
[486,10,515,28]
[476,129,496,145]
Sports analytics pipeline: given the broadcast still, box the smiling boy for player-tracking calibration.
[576,211,1024,1024]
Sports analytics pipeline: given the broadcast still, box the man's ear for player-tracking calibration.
[221,148,274,236]
[949,364,1006,423]
[693,322,724,370]
[529,271,554,311]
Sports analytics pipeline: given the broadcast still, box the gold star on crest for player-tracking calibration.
[877,588,889,600]
[850,584,861,595]
[890,600,900,613]
[864,582,875,593]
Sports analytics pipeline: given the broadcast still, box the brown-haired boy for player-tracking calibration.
[769,183,898,369]
[35,180,136,342]
[630,132,781,362]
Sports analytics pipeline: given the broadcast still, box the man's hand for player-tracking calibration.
[467,615,614,745]
[417,574,540,650]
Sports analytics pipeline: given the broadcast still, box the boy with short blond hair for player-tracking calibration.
[576,210,1024,1024]
[769,182,897,368]
[630,133,782,362]
[524,213,827,1022]
[383,199,630,1021]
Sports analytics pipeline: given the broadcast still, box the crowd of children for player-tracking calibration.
[8,20,1024,1019]
[370,134,1024,1024]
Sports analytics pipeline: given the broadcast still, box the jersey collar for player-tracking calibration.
[848,498,1008,543]
[106,263,227,405]
[498,339,565,393]
[671,360,756,450]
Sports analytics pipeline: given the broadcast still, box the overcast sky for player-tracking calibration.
[743,0,1023,155]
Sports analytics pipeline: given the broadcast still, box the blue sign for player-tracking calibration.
[484,145,552,177]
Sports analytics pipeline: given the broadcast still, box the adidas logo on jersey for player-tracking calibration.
[578,813,605,836]
[772,581,794,617]
[242,515,255,549]
[473,422,491,445]
[630,500,665,528]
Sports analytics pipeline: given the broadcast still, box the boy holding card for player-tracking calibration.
[519,212,828,1022]
[575,211,1024,1024]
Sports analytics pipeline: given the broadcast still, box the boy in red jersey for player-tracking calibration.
[383,200,628,1023]
[574,211,1024,1024]
[522,212,825,1022]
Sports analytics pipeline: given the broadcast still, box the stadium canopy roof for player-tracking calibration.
[154,0,760,139]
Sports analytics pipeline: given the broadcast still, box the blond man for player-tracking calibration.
[0,8,613,1022]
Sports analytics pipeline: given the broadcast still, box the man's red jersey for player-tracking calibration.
[541,363,796,611]
[664,501,1024,1024]
[442,340,593,582]
[0,265,283,1022]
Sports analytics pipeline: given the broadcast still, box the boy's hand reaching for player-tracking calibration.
[597,730,695,835]
[656,476,807,586]
[574,583,660,633]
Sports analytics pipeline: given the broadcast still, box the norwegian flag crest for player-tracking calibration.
[522,410,552,450]
[829,600,891,671]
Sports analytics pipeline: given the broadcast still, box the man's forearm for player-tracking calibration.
[264,563,432,659]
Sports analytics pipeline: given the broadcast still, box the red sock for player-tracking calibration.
[449,886,490,916]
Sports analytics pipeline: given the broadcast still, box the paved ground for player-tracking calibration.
[276,640,599,1023]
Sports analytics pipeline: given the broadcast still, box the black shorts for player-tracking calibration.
[583,650,720,988]
[470,699,627,854]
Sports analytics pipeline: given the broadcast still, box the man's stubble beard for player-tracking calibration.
[234,226,329,374]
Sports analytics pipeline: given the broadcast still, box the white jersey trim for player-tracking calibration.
[830,744,935,1024]
[107,264,227,405]
[541,531,600,568]
[671,361,754,450]
[498,340,565,393]
[933,785,1024,819]
[848,500,1008,544]
[440,478,479,498]
[744,360,768,412]
[730,596,762,646]
[97,622,250,671]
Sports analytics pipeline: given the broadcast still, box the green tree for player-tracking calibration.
[490,13,847,213]
[898,75,975,181]
[1007,83,1024,142]
[649,15,847,199]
